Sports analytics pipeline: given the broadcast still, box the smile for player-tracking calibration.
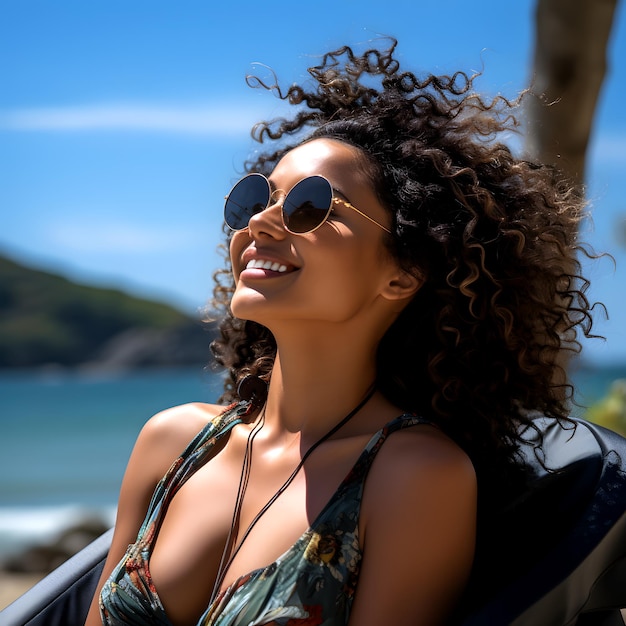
[246,259,288,273]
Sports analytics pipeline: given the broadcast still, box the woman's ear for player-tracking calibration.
[381,269,423,302]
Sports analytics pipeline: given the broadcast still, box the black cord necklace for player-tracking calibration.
[210,384,376,604]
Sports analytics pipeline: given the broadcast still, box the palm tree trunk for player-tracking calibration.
[525,0,619,186]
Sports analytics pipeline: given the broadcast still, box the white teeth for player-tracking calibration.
[246,259,288,272]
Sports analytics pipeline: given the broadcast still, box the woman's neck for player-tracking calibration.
[262,327,379,439]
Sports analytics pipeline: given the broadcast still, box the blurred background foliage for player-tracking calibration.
[587,379,626,436]
[0,254,208,368]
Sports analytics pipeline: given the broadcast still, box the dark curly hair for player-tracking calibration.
[209,39,599,494]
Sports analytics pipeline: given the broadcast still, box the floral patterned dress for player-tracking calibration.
[99,400,428,625]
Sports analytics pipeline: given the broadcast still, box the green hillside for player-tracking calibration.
[0,254,210,368]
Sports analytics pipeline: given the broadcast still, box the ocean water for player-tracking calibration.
[0,362,625,561]
[0,366,224,560]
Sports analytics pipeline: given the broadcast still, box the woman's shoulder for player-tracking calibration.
[384,419,473,469]
[139,400,226,445]
[131,402,226,483]
[364,422,477,521]
[352,422,478,625]
[142,401,225,441]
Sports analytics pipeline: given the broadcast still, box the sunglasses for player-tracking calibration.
[224,173,391,235]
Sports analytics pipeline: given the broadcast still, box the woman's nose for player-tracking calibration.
[247,199,286,238]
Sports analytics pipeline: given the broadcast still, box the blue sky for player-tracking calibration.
[1,0,625,364]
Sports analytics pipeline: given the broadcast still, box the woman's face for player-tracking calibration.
[228,138,406,331]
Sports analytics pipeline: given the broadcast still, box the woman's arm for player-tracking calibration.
[84,402,220,626]
[349,426,477,626]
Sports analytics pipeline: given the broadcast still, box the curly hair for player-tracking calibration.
[209,39,599,493]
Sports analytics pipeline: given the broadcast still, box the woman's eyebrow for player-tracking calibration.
[268,175,293,193]
[331,185,353,204]
[267,178,286,201]
[330,185,348,200]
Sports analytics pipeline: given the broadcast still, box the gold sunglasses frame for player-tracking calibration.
[224,173,391,235]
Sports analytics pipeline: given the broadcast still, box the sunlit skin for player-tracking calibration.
[85,138,477,626]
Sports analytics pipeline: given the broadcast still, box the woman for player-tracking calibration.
[85,40,596,625]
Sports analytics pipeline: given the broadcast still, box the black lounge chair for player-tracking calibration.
[1,416,625,626]
[458,417,626,625]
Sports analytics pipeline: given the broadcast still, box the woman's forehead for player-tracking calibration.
[271,138,368,186]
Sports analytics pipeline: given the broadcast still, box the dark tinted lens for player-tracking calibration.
[224,174,270,230]
[282,176,333,233]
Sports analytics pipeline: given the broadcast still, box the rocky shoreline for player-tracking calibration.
[0,517,111,610]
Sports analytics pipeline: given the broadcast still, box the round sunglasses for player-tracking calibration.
[224,173,391,235]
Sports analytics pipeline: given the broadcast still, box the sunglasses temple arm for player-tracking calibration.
[336,199,391,234]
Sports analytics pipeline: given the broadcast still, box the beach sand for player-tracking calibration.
[0,571,45,610]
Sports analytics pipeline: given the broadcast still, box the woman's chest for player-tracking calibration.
[141,453,322,616]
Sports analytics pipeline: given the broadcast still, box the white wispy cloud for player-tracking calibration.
[0,102,281,135]
[50,221,212,253]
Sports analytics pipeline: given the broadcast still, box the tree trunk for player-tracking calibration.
[525,0,619,186]
[526,0,620,388]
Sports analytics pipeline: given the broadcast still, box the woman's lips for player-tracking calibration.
[239,257,299,279]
